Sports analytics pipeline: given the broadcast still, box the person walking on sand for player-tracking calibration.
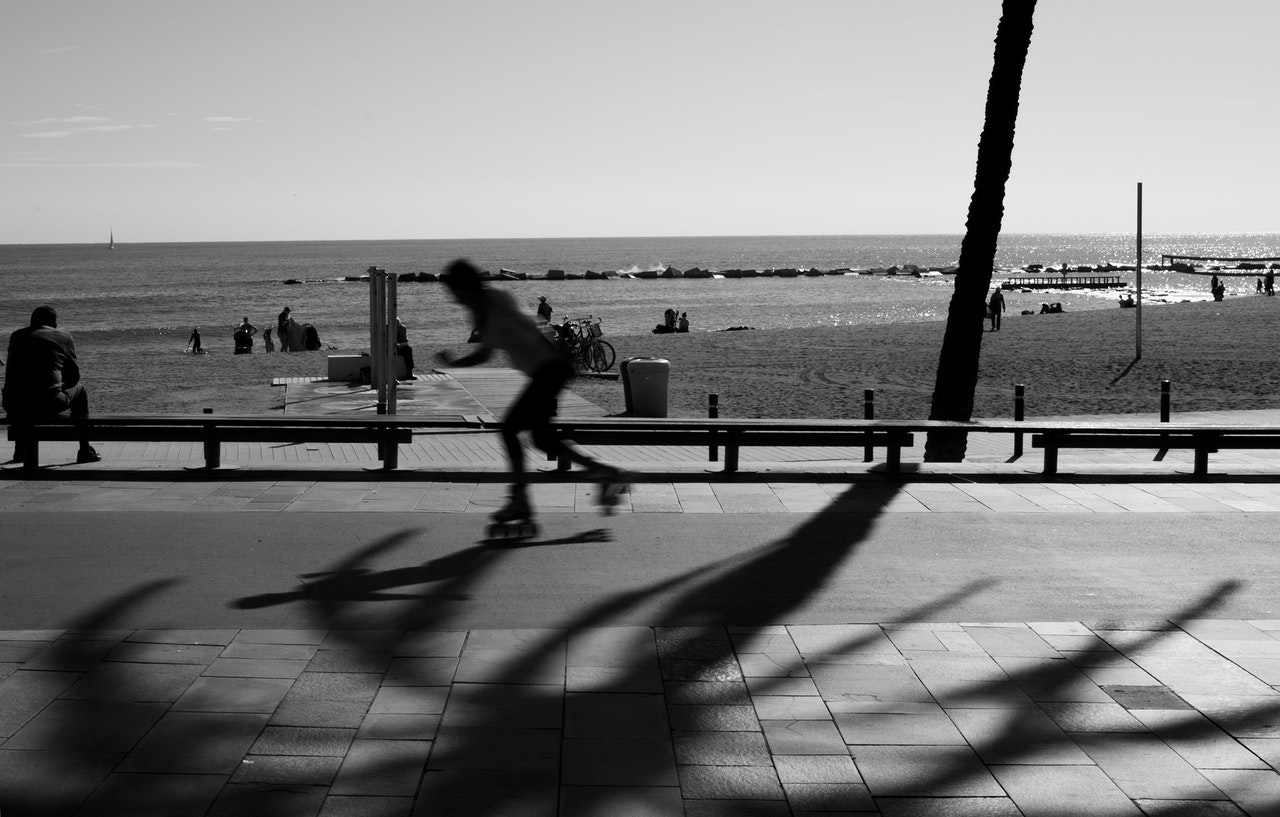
[3,306,100,464]
[435,259,624,526]
[262,326,274,353]
[188,326,202,354]
[988,288,1005,331]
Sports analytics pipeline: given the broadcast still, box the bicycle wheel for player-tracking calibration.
[584,342,607,373]
[594,340,615,372]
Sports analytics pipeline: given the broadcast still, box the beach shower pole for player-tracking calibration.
[385,273,398,415]
[1136,182,1143,359]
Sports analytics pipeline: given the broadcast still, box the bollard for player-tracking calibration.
[864,389,875,462]
[1013,383,1025,458]
[1160,379,1170,422]
[708,393,719,462]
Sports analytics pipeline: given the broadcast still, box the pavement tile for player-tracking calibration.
[414,768,558,816]
[308,649,395,673]
[331,738,431,795]
[287,671,383,703]
[788,624,897,657]
[397,630,467,657]
[876,798,1024,816]
[561,737,680,785]
[455,649,566,685]
[946,707,1091,764]
[990,764,1143,816]
[833,710,968,745]
[125,628,238,646]
[673,730,774,766]
[808,662,933,704]
[429,726,561,771]
[773,753,863,784]
[357,713,440,741]
[744,675,822,698]
[851,745,1003,796]
[369,684,450,715]
[251,725,357,757]
[662,657,744,683]
[61,660,203,702]
[443,683,560,727]
[567,664,664,693]
[668,704,761,732]
[1103,684,1194,711]
[737,652,809,677]
[0,669,80,737]
[174,676,294,713]
[1078,664,1162,686]
[567,626,659,667]
[993,655,1113,703]
[104,641,224,665]
[316,794,412,816]
[1178,694,1280,739]
[1242,738,1280,770]
[761,719,847,754]
[1199,769,1280,817]
[73,771,229,817]
[272,698,371,728]
[678,763,786,799]
[117,711,269,774]
[1073,732,1225,800]
[752,696,833,721]
[0,748,122,817]
[1130,800,1247,816]
[233,629,329,646]
[4,699,167,752]
[560,785,686,816]
[385,656,459,686]
[962,625,1057,657]
[782,780,875,812]
[1132,709,1271,770]
[565,691,670,738]
[230,754,343,785]
[666,680,753,706]
[23,634,122,671]
[1037,701,1148,733]
[222,641,319,661]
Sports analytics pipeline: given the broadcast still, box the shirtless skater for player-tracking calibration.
[435,259,624,527]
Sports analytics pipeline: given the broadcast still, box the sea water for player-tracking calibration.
[1,234,1276,359]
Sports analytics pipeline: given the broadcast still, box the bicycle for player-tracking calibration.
[554,316,616,373]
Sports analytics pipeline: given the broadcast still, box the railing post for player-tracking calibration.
[1013,383,1025,458]
[708,393,719,462]
[202,407,220,469]
[863,389,875,462]
[1160,379,1171,422]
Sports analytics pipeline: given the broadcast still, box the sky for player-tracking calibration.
[3,0,1278,244]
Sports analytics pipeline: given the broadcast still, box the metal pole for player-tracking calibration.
[386,273,398,415]
[1160,379,1170,422]
[708,393,718,462]
[373,270,387,415]
[1136,182,1143,360]
[1013,383,1025,458]
[863,389,874,462]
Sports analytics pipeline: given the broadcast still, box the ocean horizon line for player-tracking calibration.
[7,230,1280,249]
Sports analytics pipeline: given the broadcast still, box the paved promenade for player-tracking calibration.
[3,370,1280,815]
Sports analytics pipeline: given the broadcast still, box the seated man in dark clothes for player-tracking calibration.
[2,305,100,463]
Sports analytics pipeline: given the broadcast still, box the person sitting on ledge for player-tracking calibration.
[2,305,100,463]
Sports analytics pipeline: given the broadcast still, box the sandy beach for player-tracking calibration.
[75,295,1280,422]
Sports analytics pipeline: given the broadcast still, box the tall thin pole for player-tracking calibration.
[1136,182,1143,360]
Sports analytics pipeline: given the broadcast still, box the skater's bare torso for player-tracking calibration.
[478,290,559,377]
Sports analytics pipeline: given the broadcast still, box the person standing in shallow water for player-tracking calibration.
[277,307,292,351]
[435,259,624,524]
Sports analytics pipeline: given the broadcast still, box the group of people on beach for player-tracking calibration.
[187,307,323,355]
[653,307,689,334]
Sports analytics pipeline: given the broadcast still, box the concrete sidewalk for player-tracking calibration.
[4,370,1280,815]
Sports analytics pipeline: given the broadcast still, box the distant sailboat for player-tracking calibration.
[108,230,115,250]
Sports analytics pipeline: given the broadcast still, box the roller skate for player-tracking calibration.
[487,493,538,539]
[593,466,629,516]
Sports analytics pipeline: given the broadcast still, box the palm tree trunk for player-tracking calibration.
[924,0,1038,462]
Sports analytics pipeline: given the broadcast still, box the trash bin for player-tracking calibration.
[622,357,670,417]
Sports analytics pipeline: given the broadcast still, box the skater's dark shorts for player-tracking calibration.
[505,356,574,456]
